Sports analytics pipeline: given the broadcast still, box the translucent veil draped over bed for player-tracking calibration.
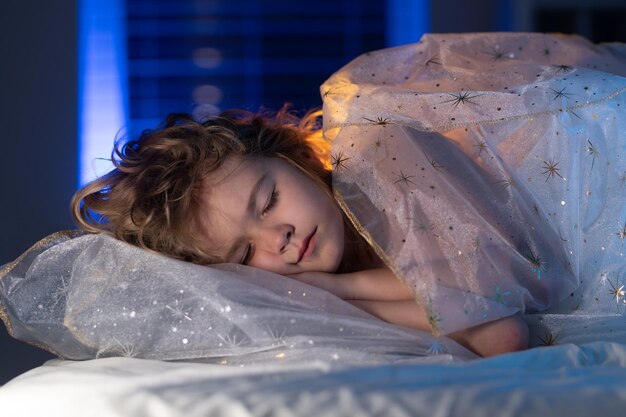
[0,232,473,362]
[2,33,626,362]
[323,32,626,335]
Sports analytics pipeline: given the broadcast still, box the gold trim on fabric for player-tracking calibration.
[324,84,626,134]
[0,230,81,357]
[333,189,440,336]
[0,230,82,281]
[0,292,63,357]
[0,302,12,336]
[22,339,62,357]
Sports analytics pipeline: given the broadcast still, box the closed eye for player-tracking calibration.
[261,188,279,217]
[240,187,277,265]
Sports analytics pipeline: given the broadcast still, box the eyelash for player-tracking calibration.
[241,188,280,265]
[261,188,279,217]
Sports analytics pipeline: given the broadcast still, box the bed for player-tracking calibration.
[2,232,626,416]
[2,341,626,416]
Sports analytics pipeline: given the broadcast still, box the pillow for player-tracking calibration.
[0,232,472,364]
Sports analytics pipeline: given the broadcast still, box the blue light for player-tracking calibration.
[386,0,431,47]
[78,0,129,185]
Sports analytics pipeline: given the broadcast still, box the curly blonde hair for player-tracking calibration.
[71,107,330,265]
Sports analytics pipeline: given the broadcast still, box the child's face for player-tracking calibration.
[198,156,345,275]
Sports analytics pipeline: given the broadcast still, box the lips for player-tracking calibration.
[298,227,318,263]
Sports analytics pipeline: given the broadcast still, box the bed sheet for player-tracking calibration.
[1,341,626,417]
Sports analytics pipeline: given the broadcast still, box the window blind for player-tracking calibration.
[126,0,386,133]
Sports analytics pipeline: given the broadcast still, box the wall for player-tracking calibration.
[0,0,77,383]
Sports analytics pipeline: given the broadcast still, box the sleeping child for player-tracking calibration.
[71,108,529,357]
[69,32,626,358]
[4,32,625,362]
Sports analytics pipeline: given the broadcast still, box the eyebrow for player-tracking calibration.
[224,172,269,262]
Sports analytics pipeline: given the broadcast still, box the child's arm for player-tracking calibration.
[289,268,529,357]
[289,268,414,301]
[349,298,529,357]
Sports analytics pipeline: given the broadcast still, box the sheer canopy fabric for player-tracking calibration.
[323,32,626,334]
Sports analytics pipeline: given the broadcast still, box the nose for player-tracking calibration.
[254,224,294,254]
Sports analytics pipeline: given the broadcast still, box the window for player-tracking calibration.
[125,0,387,133]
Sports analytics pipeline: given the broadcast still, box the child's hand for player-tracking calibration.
[287,271,353,299]
[288,268,414,301]
[289,269,528,357]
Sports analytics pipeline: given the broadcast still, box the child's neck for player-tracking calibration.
[337,216,383,273]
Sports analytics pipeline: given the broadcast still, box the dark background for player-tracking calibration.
[2,0,625,384]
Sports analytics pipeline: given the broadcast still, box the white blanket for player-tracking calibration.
[2,341,626,417]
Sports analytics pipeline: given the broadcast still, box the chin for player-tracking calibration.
[305,253,342,274]
[326,252,344,273]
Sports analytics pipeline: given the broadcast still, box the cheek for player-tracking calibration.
[248,254,287,275]
[329,231,345,271]
[327,199,345,237]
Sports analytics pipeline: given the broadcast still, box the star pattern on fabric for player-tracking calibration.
[428,158,443,172]
[363,117,392,126]
[393,170,416,187]
[494,178,512,189]
[370,136,384,152]
[541,158,565,181]
[414,220,438,238]
[474,140,487,156]
[537,329,559,346]
[550,87,573,101]
[486,46,507,61]
[217,332,247,349]
[551,64,572,73]
[442,91,481,108]
[331,151,350,171]
[427,340,447,355]
[318,32,626,343]
[322,88,336,98]
[527,248,547,280]
[49,275,71,310]
[608,279,626,306]
[425,54,441,66]
[568,108,582,119]
[532,204,540,216]
[165,299,193,322]
[586,140,598,170]
[615,221,626,244]
[416,222,434,233]
[529,252,546,270]
[265,326,287,346]
[105,338,140,358]
[492,287,511,305]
